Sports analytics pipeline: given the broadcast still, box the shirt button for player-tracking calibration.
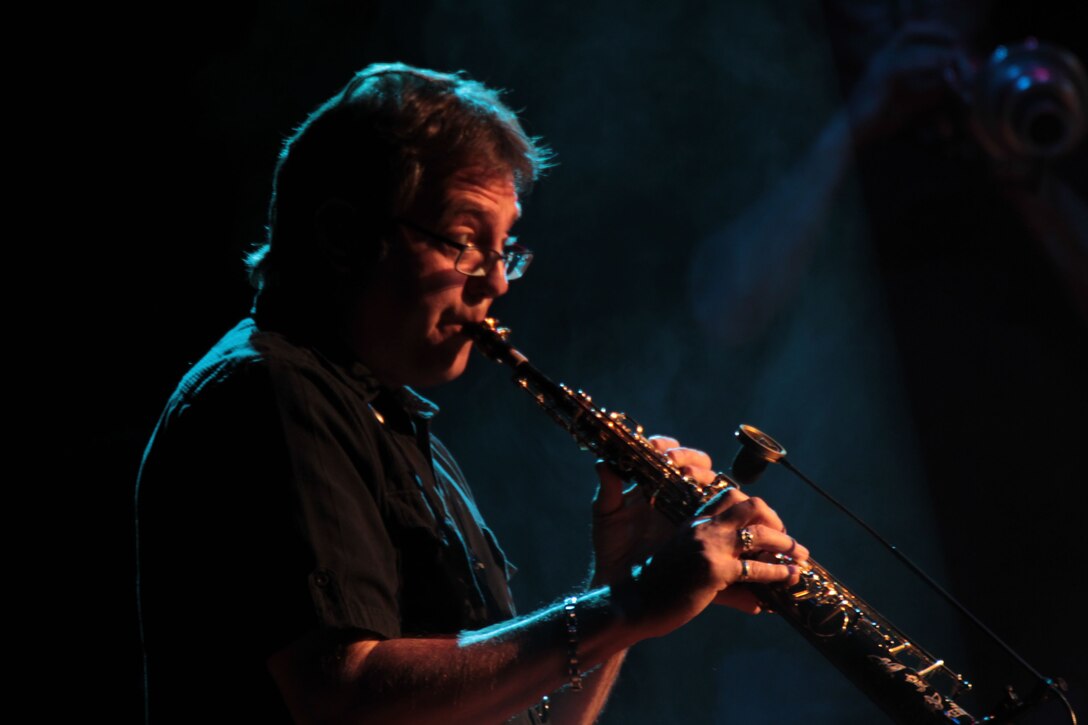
[474,560,487,572]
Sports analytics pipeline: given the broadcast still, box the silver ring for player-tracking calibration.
[739,559,750,581]
[739,527,755,553]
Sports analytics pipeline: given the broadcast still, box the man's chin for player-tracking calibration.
[413,343,472,388]
[433,360,469,386]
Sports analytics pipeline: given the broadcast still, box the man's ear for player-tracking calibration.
[315,198,388,275]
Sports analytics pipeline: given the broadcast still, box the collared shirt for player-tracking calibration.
[137,317,520,723]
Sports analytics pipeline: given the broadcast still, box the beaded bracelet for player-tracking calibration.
[534,695,551,722]
[563,595,583,691]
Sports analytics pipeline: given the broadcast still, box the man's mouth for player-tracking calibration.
[442,315,487,333]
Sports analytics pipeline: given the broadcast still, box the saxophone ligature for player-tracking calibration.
[468,317,982,725]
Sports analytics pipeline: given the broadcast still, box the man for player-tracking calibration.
[136,62,806,723]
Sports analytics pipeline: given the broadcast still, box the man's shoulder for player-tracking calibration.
[170,319,275,403]
[172,318,373,408]
[143,317,379,469]
[146,319,395,461]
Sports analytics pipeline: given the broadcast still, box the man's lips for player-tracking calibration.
[441,316,487,332]
[439,321,482,340]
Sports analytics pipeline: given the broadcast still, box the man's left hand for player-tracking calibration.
[590,436,717,586]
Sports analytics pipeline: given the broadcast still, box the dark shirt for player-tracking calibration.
[136,317,519,723]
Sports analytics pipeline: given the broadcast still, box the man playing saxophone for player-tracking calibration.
[135,62,808,724]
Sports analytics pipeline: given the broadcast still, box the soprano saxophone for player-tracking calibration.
[468,318,978,725]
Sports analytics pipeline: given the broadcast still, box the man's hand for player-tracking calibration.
[620,485,808,639]
[272,436,809,724]
[591,436,709,586]
[591,436,809,632]
[847,21,969,145]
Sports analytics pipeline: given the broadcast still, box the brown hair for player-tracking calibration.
[247,62,551,296]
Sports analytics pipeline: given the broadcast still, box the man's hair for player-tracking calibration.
[246,62,551,296]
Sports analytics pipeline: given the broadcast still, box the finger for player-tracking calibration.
[894,20,960,46]
[664,450,717,487]
[663,446,713,471]
[715,496,787,532]
[736,558,801,587]
[895,47,961,75]
[678,465,717,487]
[648,436,717,484]
[593,460,627,515]
[738,525,810,563]
[644,435,713,474]
[712,588,763,614]
[648,435,680,452]
[693,484,749,517]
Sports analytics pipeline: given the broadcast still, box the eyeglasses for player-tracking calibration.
[395,218,533,281]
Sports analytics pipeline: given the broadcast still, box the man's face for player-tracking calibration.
[348,169,521,387]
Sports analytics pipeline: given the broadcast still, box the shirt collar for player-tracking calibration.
[252,295,441,421]
[395,385,440,420]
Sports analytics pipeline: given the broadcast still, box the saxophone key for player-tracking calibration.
[916,660,946,678]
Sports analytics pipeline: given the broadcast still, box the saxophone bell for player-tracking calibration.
[731,423,788,486]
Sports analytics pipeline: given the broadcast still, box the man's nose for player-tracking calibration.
[475,259,509,298]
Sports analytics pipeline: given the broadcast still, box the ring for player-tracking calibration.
[739,559,750,581]
[739,527,755,553]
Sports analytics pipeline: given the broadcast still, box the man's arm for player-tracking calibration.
[268,485,808,725]
[545,650,628,725]
[689,22,967,345]
[268,586,632,725]
[542,438,718,724]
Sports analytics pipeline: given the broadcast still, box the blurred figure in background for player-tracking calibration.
[688,1,1086,716]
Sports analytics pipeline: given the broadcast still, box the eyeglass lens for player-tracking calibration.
[457,248,532,280]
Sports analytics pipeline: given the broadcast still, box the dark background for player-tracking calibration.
[65,0,1087,721]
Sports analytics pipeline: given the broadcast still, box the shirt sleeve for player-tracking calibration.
[266,356,404,641]
[138,354,402,670]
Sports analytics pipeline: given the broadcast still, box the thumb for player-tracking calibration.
[593,460,627,515]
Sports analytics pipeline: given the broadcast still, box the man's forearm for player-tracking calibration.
[270,481,809,724]
[544,649,628,725]
[269,586,640,725]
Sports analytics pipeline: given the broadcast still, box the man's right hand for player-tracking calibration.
[847,20,969,145]
[593,437,809,637]
[618,485,808,637]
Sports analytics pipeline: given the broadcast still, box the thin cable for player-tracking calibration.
[779,457,1075,722]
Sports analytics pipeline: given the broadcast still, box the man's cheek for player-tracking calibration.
[416,268,467,294]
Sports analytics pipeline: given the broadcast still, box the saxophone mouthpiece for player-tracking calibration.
[465,317,508,341]
[467,317,527,366]
[484,317,511,340]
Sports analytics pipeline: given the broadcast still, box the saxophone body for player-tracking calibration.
[469,318,979,725]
